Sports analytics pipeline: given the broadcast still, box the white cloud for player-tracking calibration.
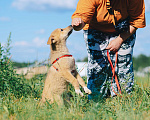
[12,0,78,11]
[13,37,47,47]
[32,37,47,47]
[12,0,150,12]
[13,41,29,46]
[0,17,10,21]
[145,0,150,12]
[11,37,48,62]
[36,29,45,34]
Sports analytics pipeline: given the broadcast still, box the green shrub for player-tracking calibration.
[0,33,38,98]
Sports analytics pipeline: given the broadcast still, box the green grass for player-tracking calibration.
[0,34,150,120]
[135,75,150,89]
[0,74,150,120]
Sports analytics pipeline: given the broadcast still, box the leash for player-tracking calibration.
[51,54,73,71]
[107,50,121,96]
[106,0,123,96]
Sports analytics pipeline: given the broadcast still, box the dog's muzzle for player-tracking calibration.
[68,29,73,36]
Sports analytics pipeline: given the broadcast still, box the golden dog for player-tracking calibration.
[41,25,91,105]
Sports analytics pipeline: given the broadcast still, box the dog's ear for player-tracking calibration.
[47,36,56,45]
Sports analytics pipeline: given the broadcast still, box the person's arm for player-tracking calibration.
[106,0,146,52]
[127,0,146,29]
[71,0,97,31]
[119,25,137,43]
[106,25,137,52]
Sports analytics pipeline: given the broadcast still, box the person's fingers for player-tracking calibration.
[72,18,77,26]
[106,46,110,50]
[72,18,85,31]
[110,48,117,52]
[109,48,113,51]
[78,18,82,24]
[106,44,111,50]
[72,18,82,26]
[106,45,116,52]
[76,21,80,26]
[72,19,76,26]
[75,18,81,26]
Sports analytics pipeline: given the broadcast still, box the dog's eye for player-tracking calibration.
[61,29,63,31]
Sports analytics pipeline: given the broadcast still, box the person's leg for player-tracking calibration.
[84,29,110,100]
[117,32,136,94]
[108,32,136,96]
[84,29,136,100]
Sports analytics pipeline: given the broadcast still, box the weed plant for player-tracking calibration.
[0,34,150,120]
[0,33,40,99]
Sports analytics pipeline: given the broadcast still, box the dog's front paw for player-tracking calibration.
[75,89,84,96]
[83,87,92,94]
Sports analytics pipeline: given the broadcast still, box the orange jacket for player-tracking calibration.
[72,0,146,33]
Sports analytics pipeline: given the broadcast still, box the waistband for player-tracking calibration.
[83,29,119,37]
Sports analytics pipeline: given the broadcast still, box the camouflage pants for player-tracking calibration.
[83,29,136,100]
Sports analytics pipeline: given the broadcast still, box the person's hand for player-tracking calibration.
[71,18,85,31]
[72,18,82,26]
[106,37,124,52]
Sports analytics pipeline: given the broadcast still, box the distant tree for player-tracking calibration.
[76,59,82,62]
[12,61,35,68]
[77,54,150,71]
[83,57,88,62]
[133,54,150,71]
[76,56,88,62]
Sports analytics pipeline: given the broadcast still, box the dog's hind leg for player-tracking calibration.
[41,89,54,104]
[53,94,64,105]
[75,70,92,94]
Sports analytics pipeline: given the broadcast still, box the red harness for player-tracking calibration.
[51,54,73,71]
[51,52,121,96]
[107,50,122,96]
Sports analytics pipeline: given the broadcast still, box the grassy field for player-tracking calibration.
[0,73,150,120]
[0,35,150,120]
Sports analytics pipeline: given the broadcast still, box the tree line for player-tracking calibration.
[132,54,150,71]
[77,54,150,71]
[12,61,35,68]
[12,54,150,71]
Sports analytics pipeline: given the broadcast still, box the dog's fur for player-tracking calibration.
[41,25,91,105]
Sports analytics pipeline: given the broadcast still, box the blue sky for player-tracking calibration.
[0,0,150,62]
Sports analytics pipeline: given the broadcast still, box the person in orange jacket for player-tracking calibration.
[71,0,146,100]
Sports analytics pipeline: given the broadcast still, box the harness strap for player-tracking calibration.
[107,50,121,96]
[51,54,73,71]
[52,55,72,64]
[53,65,58,71]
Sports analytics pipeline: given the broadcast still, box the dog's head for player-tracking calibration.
[47,25,73,45]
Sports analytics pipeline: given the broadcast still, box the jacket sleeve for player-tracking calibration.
[128,0,146,28]
[71,0,97,24]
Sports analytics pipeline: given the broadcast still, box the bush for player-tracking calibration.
[0,33,36,98]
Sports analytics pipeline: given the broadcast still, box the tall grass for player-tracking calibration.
[0,34,150,120]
